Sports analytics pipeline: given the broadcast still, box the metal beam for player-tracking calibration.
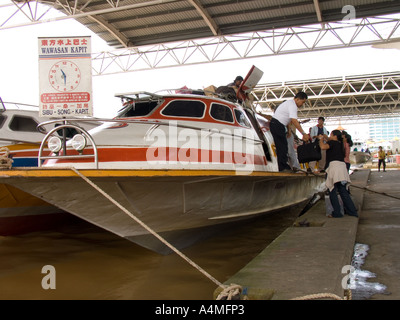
[1,0,181,30]
[313,0,323,23]
[187,0,219,36]
[252,72,400,122]
[89,14,400,75]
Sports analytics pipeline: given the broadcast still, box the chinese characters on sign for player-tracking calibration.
[38,36,92,117]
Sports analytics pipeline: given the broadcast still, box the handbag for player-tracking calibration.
[297,139,321,163]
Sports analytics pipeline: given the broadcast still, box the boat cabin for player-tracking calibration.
[39,91,278,172]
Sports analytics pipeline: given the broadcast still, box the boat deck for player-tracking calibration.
[215,168,400,300]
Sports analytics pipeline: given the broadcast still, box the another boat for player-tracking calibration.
[0,89,322,253]
[0,98,99,235]
[351,140,367,153]
[349,151,371,165]
[348,139,371,166]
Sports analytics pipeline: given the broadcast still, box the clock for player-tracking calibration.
[48,60,81,92]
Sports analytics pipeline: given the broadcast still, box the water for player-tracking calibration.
[348,243,388,300]
[0,205,302,300]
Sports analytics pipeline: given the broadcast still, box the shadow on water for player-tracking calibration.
[0,203,305,300]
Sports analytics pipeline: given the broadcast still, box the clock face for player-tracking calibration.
[48,60,81,92]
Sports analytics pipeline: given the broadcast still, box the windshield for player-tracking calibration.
[117,100,160,118]
[0,97,5,113]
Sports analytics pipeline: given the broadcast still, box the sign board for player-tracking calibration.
[38,36,92,117]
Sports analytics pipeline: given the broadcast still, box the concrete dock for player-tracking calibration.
[215,168,400,300]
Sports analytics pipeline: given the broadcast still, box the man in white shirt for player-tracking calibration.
[270,92,310,172]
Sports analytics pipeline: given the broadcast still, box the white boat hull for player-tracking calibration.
[0,169,322,253]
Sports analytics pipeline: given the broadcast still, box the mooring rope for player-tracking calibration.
[216,284,246,300]
[350,184,400,201]
[0,147,12,169]
[71,167,226,291]
[71,167,355,300]
[303,168,400,201]
[291,289,352,300]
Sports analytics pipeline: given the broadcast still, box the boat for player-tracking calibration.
[349,151,371,166]
[351,140,367,152]
[0,83,322,253]
[348,139,371,166]
[0,98,99,235]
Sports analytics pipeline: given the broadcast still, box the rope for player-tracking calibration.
[291,291,351,300]
[0,147,12,169]
[301,168,400,201]
[70,167,225,290]
[350,184,400,201]
[71,167,355,301]
[216,283,246,300]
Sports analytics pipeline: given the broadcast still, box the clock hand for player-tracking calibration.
[60,69,66,85]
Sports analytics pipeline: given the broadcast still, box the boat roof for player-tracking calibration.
[114,88,240,105]
[114,91,163,101]
[0,99,40,114]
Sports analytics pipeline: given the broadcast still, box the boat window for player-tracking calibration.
[161,100,205,118]
[210,103,234,123]
[121,101,159,117]
[8,115,39,132]
[0,115,6,129]
[234,109,251,128]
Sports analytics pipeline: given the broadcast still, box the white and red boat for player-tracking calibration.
[0,86,322,253]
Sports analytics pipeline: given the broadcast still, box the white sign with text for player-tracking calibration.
[38,36,92,117]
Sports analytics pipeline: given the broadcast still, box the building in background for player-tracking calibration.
[369,117,400,141]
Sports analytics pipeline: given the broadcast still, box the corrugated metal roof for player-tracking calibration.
[22,0,400,48]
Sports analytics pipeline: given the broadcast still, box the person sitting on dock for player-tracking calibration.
[318,130,358,218]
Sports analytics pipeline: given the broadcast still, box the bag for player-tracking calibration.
[215,86,237,102]
[297,139,321,163]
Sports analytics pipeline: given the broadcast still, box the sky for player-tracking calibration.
[1,3,400,141]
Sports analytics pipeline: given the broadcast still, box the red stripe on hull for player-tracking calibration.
[47,147,268,165]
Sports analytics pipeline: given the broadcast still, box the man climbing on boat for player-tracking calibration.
[227,76,243,89]
[270,92,310,172]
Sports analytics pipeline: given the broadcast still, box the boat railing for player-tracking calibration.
[154,88,240,103]
[39,117,264,143]
[0,100,40,112]
[38,120,99,169]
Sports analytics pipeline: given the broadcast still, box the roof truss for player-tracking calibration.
[253,72,400,122]
[89,14,400,75]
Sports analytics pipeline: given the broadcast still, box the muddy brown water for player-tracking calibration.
[0,205,303,300]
